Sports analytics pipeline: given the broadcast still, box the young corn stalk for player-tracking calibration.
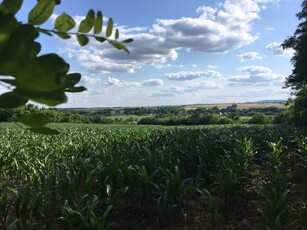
[0,184,10,230]
[257,140,289,230]
[196,188,218,230]
[217,138,255,217]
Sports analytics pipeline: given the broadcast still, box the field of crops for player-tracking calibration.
[0,124,306,229]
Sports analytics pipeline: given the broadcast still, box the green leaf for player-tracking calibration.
[18,113,51,128]
[65,86,87,93]
[63,73,81,88]
[122,38,134,43]
[106,18,113,38]
[33,42,41,55]
[108,40,129,53]
[94,11,103,34]
[0,78,15,84]
[0,92,27,109]
[36,28,52,36]
[12,53,70,106]
[115,29,119,40]
[28,0,55,25]
[55,12,76,32]
[15,54,69,92]
[0,0,23,15]
[28,127,59,135]
[0,14,19,53]
[77,34,89,46]
[14,89,67,106]
[95,36,106,43]
[78,9,95,33]
[0,24,38,76]
[55,32,71,39]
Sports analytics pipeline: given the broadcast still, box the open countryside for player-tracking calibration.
[0,0,307,229]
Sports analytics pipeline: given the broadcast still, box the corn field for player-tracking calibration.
[0,124,306,229]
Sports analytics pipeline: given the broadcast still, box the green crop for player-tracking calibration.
[0,124,306,229]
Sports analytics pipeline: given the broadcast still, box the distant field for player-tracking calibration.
[184,102,287,110]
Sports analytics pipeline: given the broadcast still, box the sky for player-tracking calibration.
[15,0,302,107]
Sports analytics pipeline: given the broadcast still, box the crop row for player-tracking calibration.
[0,124,306,229]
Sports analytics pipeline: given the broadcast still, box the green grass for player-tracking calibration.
[0,123,306,229]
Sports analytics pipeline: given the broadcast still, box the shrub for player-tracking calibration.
[248,113,271,124]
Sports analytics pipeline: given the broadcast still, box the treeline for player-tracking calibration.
[0,105,136,124]
[138,112,291,126]
[0,104,291,126]
[62,104,285,118]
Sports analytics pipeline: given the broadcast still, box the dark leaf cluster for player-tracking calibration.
[0,0,133,133]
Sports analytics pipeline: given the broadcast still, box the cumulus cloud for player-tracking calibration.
[152,81,223,97]
[104,77,164,87]
[164,70,222,81]
[237,52,263,62]
[266,42,295,57]
[142,79,164,86]
[60,0,277,73]
[80,75,102,85]
[228,65,284,84]
[228,66,285,86]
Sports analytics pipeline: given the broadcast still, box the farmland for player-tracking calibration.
[0,123,306,229]
[183,102,287,110]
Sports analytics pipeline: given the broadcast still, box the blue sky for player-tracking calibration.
[17,0,301,107]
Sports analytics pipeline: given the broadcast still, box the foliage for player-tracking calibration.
[138,114,234,125]
[273,109,294,125]
[288,86,307,126]
[0,124,306,228]
[258,141,289,230]
[248,113,271,124]
[282,0,307,90]
[282,0,307,126]
[0,0,132,134]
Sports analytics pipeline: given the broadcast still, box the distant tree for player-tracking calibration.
[282,0,307,125]
[248,113,271,124]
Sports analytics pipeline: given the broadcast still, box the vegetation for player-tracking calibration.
[0,1,305,230]
[0,103,287,126]
[0,124,306,229]
[282,0,307,126]
[0,0,132,133]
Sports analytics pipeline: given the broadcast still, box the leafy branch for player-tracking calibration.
[0,0,133,134]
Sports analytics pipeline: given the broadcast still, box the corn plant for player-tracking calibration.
[0,123,305,229]
[196,188,218,230]
[60,196,114,230]
[257,167,290,230]
[155,191,178,227]
[216,168,239,217]
[267,139,284,169]
[0,184,10,230]
[257,141,289,230]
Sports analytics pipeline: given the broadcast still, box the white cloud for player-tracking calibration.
[142,79,164,86]
[152,80,223,97]
[237,52,263,62]
[60,0,277,74]
[228,65,284,84]
[266,42,295,57]
[266,26,275,31]
[80,75,102,85]
[207,65,218,69]
[104,77,164,87]
[164,70,222,81]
